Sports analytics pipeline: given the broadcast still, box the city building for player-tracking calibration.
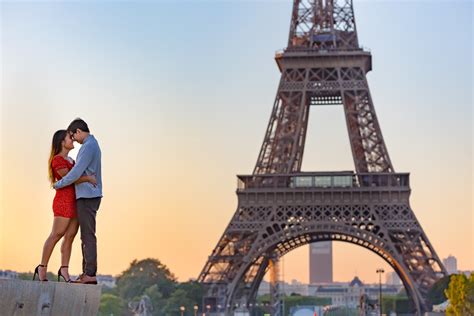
[258,276,403,308]
[0,270,18,279]
[385,271,401,285]
[258,279,309,296]
[443,255,458,275]
[459,270,474,278]
[96,274,116,288]
[283,279,309,296]
[309,242,333,284]
[308,277,401,308]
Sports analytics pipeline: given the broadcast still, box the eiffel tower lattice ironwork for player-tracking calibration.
[198,0,446,314]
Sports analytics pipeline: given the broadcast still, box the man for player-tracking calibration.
[54,118,102,284]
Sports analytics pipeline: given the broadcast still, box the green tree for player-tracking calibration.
[142,284,165,315]
[115,258,177,301]
[112,258,208,316]
[19,271,57,281]
[325,307,358,316]
[98,293,125,316]
[382,296,397,314]
[161,288,196,315]
[175,281,205,306]
[102,285,120,297]
[445,274,468,315]
[136,282,204,316]
[144,284,163,304]
[380,293,415,314]
[465,273,474,315]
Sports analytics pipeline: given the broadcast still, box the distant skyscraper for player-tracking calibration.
[443,255,458,275]
[386,271,402,285]
[309,241,333,284]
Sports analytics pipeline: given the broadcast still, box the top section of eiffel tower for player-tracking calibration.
[286,0,359,52]
[252,0,394,175]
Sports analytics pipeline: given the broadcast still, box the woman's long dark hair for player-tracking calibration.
[48,130,67,186]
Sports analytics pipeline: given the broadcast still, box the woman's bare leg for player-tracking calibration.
[59,218,79,280]
[39,217,71,279]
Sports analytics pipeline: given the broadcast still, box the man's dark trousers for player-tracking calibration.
[77,197,101,276]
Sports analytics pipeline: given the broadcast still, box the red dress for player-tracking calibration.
[52,155,77,218]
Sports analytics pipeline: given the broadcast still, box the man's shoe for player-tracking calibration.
[72,273,84,283]
[73,274,97,285]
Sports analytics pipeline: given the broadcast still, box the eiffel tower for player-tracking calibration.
[198,0,447,314]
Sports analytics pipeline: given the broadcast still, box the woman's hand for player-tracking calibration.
[88,174,97,187]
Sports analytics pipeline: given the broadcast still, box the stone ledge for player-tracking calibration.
[0,279,102,316]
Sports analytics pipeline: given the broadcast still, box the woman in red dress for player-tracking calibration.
[33,130,96,282]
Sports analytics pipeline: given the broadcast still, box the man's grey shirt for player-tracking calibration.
[54,134,102,199]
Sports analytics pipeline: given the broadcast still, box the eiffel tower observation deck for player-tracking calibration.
[198,1,447,315]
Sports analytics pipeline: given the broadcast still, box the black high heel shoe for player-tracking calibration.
[33,264,48,281]
[58,266,72,283]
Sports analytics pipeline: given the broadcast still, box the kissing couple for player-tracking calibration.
[33,118,102,285]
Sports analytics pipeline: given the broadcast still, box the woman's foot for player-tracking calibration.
[33,264,48,281]
[58,266,71,282]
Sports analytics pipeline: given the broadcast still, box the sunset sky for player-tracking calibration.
[0,0,472,285]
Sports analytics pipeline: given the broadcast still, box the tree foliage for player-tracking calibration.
[100,258,204,316]
[381,295,415,314]
[18,271,58,281]
[161,288,197,315]
[98,293,125,316]
[115,258,177,301]
[445,273,474,315]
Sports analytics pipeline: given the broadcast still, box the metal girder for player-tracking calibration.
[198,174,446,314]
[288,0,359,51]
[254,61,393,174]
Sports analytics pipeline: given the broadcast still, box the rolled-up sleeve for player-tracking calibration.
[54,144,93,189]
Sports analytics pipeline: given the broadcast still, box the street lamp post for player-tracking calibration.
[180,306,185,316]
[376,268,385,316]
[193,305,198,316]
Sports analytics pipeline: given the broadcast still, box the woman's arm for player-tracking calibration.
[75,175,95,185]
[55,168,96,185]
[54,144,94,189]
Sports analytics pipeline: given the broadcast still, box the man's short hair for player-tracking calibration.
[67,118,90,133]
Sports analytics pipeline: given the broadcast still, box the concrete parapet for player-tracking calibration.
[0,279,102,315]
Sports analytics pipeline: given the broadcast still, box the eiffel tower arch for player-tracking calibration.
[198,0,447,314]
